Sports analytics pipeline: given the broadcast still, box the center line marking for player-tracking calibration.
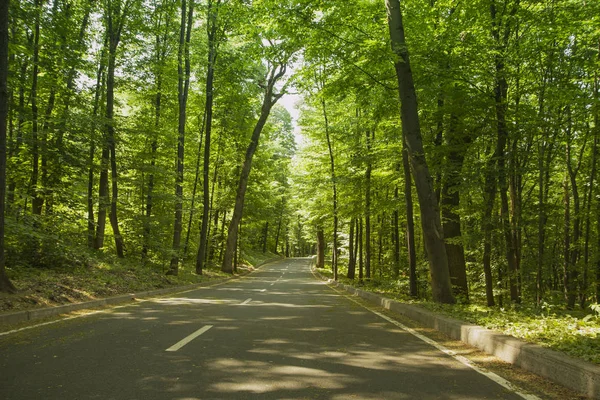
[260,289,267,292]
[166,325,213,352]
[241,298,252,305]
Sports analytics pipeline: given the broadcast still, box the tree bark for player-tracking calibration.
[385,0,454,303]
[196,0,220,274]
[321,94,338,280]
[0,0,17,293]
[365,128,372,280]
[316,227,325,269]
[221,63,287,273]
[168,0,194,275]
[441,113,469,299]
[358,217,364,281]
[348,218,356,279]
[30,0,42,215]
[403,141,417,298]
[88,39,107,249]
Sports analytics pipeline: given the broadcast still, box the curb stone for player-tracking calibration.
[312,265,600,399]
[0,256,283,328]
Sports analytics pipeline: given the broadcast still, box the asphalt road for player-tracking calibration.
[0,258,532,399]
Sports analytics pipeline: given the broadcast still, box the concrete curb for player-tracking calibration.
[0,256,283,328]
[315,269,600,399]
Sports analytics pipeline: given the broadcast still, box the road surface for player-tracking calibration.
[1,258,534,399]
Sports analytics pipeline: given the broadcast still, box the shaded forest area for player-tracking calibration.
[0,0,599,327]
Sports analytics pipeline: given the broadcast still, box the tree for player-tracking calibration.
[385,0,454,304]
[0,0,16,293]
[168,0,194,276]
[221,61,288,273]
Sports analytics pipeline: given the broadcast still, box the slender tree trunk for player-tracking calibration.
[261,221,268,253]
[96,0,132,254]
[0,0,17,292]
[168,0,193,274]
[320,95,338,280]
[88,43,107,248]
[30,0,42,215]
[582,132,596,308]
[316,227,325,269]
[106,40,124,258]
[358,217,364,281]
[386,0,454,303]
[365,129,372,280]
[273,198,284,254]
[393,185,401,278]
[7,58,27,210]
[196,0,220,274]
[594,43,600,304]
[348,218,356,279]
[221,64,287,273]
[564,110,582,309]
[184,112,206,255]
[143,11,170,259]
[403,142,418,298]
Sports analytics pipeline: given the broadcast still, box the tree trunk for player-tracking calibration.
[96,0,132,254]
[0,0,17,292]
[441,113,469,299]
[316,227,325,269]
[321,95,338,280]
[88,41,107,249]
[106,39,124,258]
[358,217,364,281]
[365,128,372,280]
[196,0,220,274]
[30,0,42,215]
[168,0,194,275]
[348,218,356,279]
[385,0,454,303]
[393,185,401,278]
[221,63,287,273]
[403,142,418,298]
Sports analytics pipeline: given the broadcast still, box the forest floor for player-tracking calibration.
[315,267,600,367]
[0,250,277,314]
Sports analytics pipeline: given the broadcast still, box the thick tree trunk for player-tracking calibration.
[386,0,454,303]
[221,64,286,273]
[169,0,194,275]
[0,0,17,293]
[441,114,469,299]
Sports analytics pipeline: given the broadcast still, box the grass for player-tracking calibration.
[0,248,279,314]
[315,266,600,365]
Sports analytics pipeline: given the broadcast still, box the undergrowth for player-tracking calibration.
[315,264,600,365]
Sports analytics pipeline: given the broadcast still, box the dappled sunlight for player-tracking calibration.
[153,297,237,306]
[208,358,354,394]
[296,326,333,332]
[247,301,332,308]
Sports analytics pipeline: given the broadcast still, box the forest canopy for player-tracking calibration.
[0,0,599,314]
